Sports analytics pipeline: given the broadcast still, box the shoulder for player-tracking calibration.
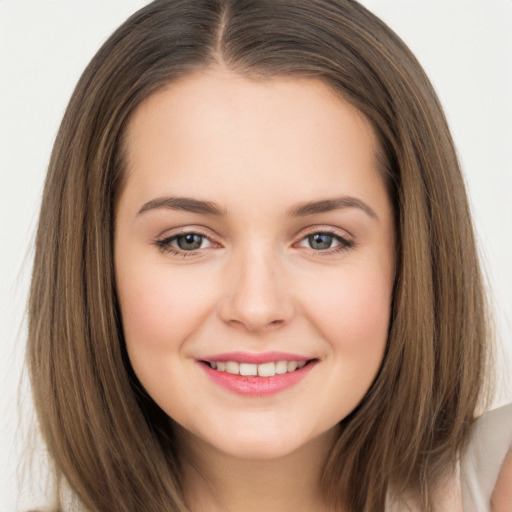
[461,402,512,512]
[492,450,512,512]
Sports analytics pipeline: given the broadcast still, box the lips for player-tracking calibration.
[197,352,318,396]
[199,351,312,364]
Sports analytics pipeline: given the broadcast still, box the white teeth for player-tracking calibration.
[208,360,310,376]
[258,362,276,377]
[225,361,239,374]
[287,361,298,372]
[239,363,258,376]
[275,361,288,374]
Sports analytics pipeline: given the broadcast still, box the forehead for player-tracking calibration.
[121,68,387,214]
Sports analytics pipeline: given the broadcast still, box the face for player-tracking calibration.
[115,69,395,461]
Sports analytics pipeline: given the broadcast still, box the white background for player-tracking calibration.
[1,1,511,510]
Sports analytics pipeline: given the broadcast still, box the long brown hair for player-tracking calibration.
[27,1,493,510]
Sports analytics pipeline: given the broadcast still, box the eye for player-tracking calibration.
[155,232,215,254]
[173,233,211,251]
[303,233,336,250]
[297,231,353,252]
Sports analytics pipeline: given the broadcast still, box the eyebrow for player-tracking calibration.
[287,196,378,220]
[137,195,378,220]
[138,196,226,216]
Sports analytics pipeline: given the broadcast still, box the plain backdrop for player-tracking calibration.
[1,1,511,510]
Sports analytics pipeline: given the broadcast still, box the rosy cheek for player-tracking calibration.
[301,268,392,353]
[117,263,216,352]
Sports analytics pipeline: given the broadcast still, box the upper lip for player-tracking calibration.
[198,351,315,364]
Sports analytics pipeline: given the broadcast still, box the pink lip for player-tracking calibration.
[197,356,318,397]
[198,351,312,364]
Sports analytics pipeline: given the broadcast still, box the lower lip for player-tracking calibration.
[199,360,317,396]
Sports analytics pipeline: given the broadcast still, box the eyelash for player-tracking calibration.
[154,230,215,257]
[295,229,355,255]
[154,229,355,258]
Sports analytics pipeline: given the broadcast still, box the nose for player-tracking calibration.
[217,247,295,333]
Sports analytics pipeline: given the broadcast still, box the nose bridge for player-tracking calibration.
[218,241,293,332]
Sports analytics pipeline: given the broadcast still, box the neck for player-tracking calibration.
[180,427,338,512]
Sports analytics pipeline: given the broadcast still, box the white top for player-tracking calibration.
[385,403,512,511]
[461,402,512,511]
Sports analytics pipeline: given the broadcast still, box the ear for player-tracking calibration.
[491,451,512,512]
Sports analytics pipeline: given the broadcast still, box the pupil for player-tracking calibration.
[178,234,202,250]
[309,233,333,250]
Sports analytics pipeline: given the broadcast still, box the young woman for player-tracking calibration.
[26,1,511,510]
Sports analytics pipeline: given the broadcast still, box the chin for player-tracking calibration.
[185,419,337,462]
[218,437,305,460]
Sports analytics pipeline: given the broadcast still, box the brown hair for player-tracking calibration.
[27,1,493,510]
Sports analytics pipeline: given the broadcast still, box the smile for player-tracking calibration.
[198,353,318,396]
[206,360,307,377]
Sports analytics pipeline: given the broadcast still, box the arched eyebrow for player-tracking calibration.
[138,196,226,216]
[287,196,378,220]
[137,195,378,220]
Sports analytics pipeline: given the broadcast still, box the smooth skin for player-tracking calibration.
[492,451,512,512]
[113,68,477,511]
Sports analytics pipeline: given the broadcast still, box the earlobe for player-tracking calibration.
[491,451,512,512]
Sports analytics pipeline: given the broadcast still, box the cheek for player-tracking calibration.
[116,262,215,354]
[115,263,218,409]
[303,265,393,350]
[298,265,392,422]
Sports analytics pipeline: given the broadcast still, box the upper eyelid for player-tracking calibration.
[156,226,218,242]
[295,225,353,241]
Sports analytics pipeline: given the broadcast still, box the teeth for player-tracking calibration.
[287,361,298,372]
[225,361,239,374]
[275,361,288,374]
[258,362,276,377]
[239,363,258,376]
[208,360,309,376]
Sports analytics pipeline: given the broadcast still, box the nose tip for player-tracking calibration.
[222,309,287,333]
[217,253,294,333]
